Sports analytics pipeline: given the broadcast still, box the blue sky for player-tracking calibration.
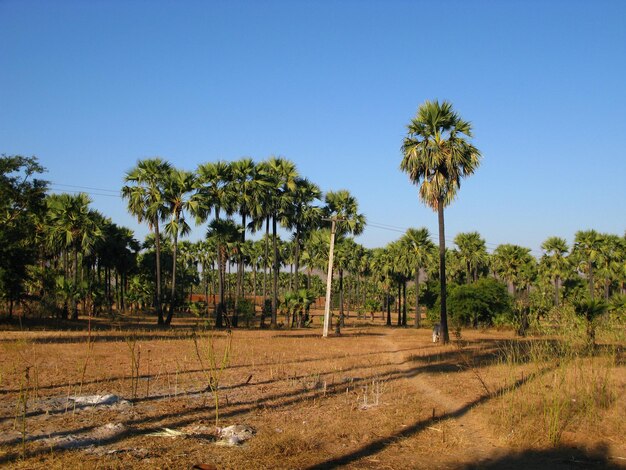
[2,0,625,256]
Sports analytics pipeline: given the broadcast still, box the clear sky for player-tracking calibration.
[2,0,625,256]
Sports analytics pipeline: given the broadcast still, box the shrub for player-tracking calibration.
[447,278,512,327]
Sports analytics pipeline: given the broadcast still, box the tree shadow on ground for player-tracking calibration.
[462,443,620,469]
[0,352,557,465]
[303,367,555,470]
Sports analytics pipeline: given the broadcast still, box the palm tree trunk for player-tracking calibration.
[71,247,79,320]
[554,277,560,307]
[154,219,164,325]
[438,199,449,343]
[397,282,401,326]
[294,229,301,292]
[336,269,344,332]
[165,225,178,325]
[386,289,391,326]
[271,215,279,328]
[216,247,225,328]
[589,263,594,300]
[262,217,269,320]
[402,280,407,326]
[414,266,421,328]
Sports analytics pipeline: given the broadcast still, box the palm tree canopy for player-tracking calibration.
[122,158,172,226]
[324,189,365,236]
[401,100,481,210]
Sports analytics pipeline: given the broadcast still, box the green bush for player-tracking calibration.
[447,278,512,327]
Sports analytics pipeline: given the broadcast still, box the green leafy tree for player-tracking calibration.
[0,155,48,317]
[401,100,481,343]
[447,278,511,327]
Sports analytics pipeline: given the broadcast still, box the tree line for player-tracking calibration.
[1,100,624,340]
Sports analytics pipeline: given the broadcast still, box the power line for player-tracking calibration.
[45,181,544,254]
[49,182,120,193]
[48,187,122,198]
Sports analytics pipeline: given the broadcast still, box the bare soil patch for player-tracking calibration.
[0,318,623,469]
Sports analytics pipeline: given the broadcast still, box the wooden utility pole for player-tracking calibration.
[322,217,341,337]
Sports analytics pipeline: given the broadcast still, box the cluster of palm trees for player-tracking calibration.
[19,191,139,320]
[2,99,624,338]
[121,156,365,327]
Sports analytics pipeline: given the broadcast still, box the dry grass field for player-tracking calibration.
[0,314,624,469]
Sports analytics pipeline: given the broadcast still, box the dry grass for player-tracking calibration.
[0,316,624,469]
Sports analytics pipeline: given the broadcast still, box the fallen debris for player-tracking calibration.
[216,424,255,446]
[69,394,126,406]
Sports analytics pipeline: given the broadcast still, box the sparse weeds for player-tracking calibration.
[125,335,141,399]
[359,378,385,409]
[192,329,233,426]
[493,334,619,447]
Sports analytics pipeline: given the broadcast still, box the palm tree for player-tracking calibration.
[206,219,241,327]
[323,189,365,334]
[401,100,481,343]
[47,193,103,320]
[491,244,535,295]
[230,158,268,322]
[196,161,234,326]
[163,169,197,324]
[257,157,298,328]
[388,240,411,326]
[122,158,171,324]
[371,247,393,326]
[281,178,322,292]
[540,236,569,306]
[401,227,435,327]
[573,299,608,349]
[596,234,621,301]
[454,231,487,283]
[572,230,602,299]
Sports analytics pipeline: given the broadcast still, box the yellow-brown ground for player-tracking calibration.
[0,315,624,469]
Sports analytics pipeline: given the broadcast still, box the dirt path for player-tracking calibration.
[382,329,505,466]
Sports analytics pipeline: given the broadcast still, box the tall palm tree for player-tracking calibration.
[122,158,171,324]
[401,100,481,343]
[281,178,322,292]
[230,158,268,321]
[401,227,435,327]
[323,189,365,333]
[206,219,241,327]
[163,169,197,325]
[454,231,487,283]
[257,157,298,328]
[540,236,569,306]
[196,161,234,326]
